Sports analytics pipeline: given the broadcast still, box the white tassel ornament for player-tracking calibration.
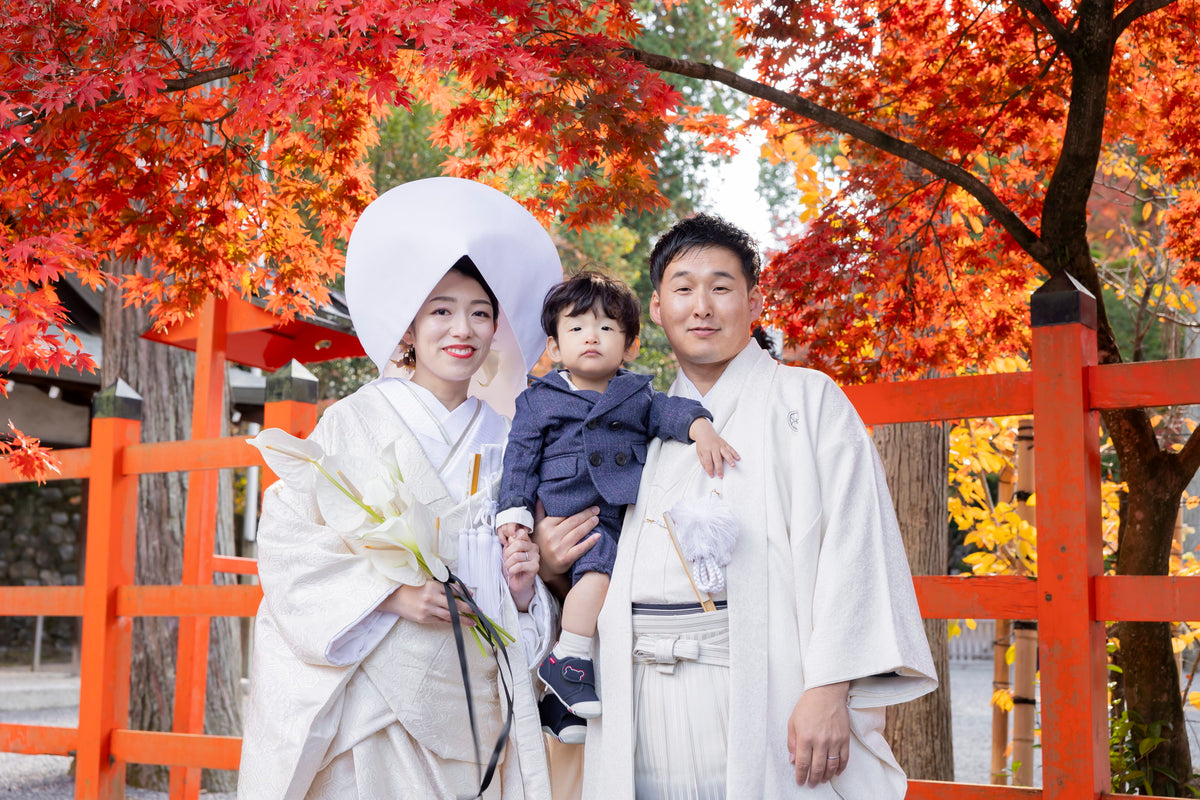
[666,496,741,593]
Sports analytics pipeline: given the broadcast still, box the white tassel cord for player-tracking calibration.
[666,497,741,594]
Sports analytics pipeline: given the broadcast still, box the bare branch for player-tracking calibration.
[1115,0,1178,36]
[1178,427,1200,484]
[160,64,245,92]
[623,47,1050,268]
[1011,0,1077,60]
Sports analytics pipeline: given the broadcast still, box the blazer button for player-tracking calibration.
[609,420,623,430]
[589,452,603,467]
[615,452,629,466]
[586,419,599,430]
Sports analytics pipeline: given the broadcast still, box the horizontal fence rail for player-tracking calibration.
[4,285,1200,798]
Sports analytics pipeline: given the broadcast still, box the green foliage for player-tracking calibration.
[371,103,451,194]
[1102,287,1171,363]
[1110,697,1199,796]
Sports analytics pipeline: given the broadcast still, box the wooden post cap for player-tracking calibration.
[1031,272,1097,330]
[92,379,144,420]
[266,359,319,405]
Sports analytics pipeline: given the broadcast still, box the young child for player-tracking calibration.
[497,271,738,743]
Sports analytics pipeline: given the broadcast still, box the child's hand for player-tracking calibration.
[502,527,539,611]
[690,418,740,478]
[498,521,529,546]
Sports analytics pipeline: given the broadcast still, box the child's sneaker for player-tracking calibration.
[538,654,601,718]
[539,694,587,744]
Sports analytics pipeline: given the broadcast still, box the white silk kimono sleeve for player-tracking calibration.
[794,373,937,705]
[255,483,400,667]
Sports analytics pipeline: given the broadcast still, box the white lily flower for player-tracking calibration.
[360,475,397,512]
[314,454,381,532]
[247,428,325,490]
[357,517,428,586]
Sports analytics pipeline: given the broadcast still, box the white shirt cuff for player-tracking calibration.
[324,588,399,666]
[497,506,535,531]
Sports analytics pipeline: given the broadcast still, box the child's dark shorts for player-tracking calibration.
[569,507,623,585]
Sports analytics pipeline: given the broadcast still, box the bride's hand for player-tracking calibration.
[502,528,539,612]
[382,582,476,626]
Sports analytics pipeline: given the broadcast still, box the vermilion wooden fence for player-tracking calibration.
[1,275,1197,799]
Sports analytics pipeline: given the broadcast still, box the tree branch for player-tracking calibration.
[1114,0,1178,36]
[1177,426,1200,486]
[1011,0,1077,60]
[160,64,245,92]
[624,47,1050,268]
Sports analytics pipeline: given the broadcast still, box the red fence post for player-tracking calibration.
[1031,273,1108,797]
[76,380,143,800]
[170,298,228,799]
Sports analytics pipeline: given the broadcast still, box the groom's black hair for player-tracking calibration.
[541,270,641,347]
[648,213,761,290]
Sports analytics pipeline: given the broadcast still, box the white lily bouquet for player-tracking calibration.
[248,428,515,653]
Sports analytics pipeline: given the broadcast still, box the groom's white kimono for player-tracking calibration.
[585,343,938,798]
[238,380,554,800]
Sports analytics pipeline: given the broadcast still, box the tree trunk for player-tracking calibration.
[875,421,954,781]
[101,260,242,792]
[1114,465,1192,794]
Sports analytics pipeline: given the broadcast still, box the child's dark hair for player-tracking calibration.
[648,213,761,290]
[540,271,641,346]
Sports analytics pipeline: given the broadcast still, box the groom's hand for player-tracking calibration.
[531,501,600,600]
[787,681,851,787]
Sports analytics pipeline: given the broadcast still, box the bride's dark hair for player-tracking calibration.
[448,254,499,319]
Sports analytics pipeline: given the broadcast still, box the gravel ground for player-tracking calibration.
[0,706,234,800]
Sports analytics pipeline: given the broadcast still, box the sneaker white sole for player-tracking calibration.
[540,675,603,719]
[543,725,587,745]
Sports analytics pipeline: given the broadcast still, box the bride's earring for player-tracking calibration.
[391,340,416,369]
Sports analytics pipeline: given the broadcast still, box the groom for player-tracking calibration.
[535,214,936,799]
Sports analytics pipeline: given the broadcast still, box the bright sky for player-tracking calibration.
[701,130,783,253]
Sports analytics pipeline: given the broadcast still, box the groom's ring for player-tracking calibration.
[826,756,839,760]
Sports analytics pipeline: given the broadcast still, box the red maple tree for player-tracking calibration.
[1,0,681,386]
[7,0,1200,786]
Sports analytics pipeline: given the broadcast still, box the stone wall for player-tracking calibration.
[0,480,83,664]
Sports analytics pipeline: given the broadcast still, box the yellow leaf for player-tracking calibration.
[1006,644,1016,665]
[992,688,1015,712]
[949,621,962,639]
[975,153,989,169]
[1142,201,1153,221]
[968,215,984,234]
[1189,691,1200,712]
[966,618,977,630]
[833,155,851,171]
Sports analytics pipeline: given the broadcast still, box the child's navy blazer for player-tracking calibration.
[498,368,711,519]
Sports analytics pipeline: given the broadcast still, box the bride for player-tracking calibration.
[238,177,562,799]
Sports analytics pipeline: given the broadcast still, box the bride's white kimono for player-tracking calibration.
[585,343,938,799]
[238,379,555,800]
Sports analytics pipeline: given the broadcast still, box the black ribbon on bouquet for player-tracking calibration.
[442,571,515,799]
